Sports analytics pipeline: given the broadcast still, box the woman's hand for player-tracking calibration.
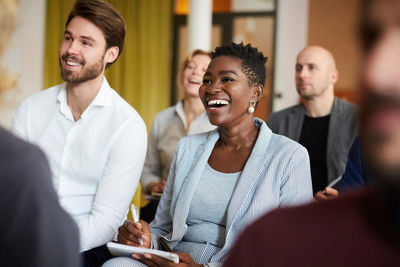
[313,187,339,202]
[133,251,203,267]
[117,219,151,248]
[148,180,167,194]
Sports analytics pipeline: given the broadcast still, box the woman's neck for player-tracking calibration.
[218,118,259,151]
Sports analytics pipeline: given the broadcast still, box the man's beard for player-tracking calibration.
[59,53,104,83]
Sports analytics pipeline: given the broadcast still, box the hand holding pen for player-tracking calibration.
[131,204,143,246]
[117,205,151,248]
[313,176,341,202]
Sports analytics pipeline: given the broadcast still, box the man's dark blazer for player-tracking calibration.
[267,97,358,186]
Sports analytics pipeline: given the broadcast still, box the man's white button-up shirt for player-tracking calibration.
[12,78,147,251]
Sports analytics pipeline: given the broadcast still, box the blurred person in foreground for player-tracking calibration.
[0,0,80,266]
[223,0,400,266]
[140,49,215,223]
[103,42,312,267]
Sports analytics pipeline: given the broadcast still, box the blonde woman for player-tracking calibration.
[140,50,215,222]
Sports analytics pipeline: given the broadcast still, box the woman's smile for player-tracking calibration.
[199,56,254,126]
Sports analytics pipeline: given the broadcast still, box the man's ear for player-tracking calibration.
[105,46,119,64]
[252,84,264,102]
[330,70,339,85]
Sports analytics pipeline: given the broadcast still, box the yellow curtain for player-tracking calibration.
[44,0,172,128]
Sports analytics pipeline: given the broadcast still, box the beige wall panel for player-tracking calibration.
[308,0,363,93]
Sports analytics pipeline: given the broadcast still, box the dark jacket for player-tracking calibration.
[267,97,359,185]
[0,127,81,267]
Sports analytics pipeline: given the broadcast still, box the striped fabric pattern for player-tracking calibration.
[104,119,313,267]
[150,119,313,267]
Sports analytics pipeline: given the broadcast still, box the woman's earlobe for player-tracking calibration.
[253,84,264,101]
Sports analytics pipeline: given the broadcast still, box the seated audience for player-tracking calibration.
[223,0,400,265]
[0,0,80,266]
[103,42,313,267]
[140,49,216,223]
[267,45,358,200]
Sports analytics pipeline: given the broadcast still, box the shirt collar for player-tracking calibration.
[57,83,71,119]
[175,100,187,129]
[90,77,113,107]
[57,77,113,120]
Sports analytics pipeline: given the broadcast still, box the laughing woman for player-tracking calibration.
[103,43,312,267]
[140,49,216,222]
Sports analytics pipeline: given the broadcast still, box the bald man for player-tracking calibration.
[267,46,358,199]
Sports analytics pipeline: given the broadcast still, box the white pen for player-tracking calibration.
[131,204,143,246]
[322,176,342,194]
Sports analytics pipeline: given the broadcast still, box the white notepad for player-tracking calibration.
[106,242,179,264]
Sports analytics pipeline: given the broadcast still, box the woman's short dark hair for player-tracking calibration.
[66,0,126,68]
[211,42,268,87]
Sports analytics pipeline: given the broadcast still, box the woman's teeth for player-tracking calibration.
[208,99,229,106]
[189,79,200,85]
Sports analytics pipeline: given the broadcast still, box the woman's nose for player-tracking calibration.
[194,66,204,76]
[207,81,222,93]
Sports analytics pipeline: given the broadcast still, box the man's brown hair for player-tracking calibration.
[66,0,126,68]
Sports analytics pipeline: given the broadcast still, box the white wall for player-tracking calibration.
[272,0,309,111]
[0,0,46,129]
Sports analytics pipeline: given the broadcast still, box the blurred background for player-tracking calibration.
[0,0,362,129]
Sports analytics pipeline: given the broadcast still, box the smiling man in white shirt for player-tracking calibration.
[11,0,147,257]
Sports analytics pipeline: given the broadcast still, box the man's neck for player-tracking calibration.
[303,91,335,118]
[66,75,104,121]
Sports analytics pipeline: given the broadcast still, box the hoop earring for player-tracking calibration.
[248,100,256,113]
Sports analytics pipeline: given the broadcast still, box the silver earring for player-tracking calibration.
[248,100,256,113]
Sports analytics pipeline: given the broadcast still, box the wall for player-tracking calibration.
[0,0,363,127]
[232,0,275,11]
[272,0,363,112]
[308,0,362,99]
[0,0,46,129]
[272,0,309,111]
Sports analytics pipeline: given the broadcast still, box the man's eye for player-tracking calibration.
[295,66,302,72]
[82,41,91,46]
[202,79,211,84]
[65,36,72,41]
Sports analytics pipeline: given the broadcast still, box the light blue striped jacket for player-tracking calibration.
[149,119,313,267]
